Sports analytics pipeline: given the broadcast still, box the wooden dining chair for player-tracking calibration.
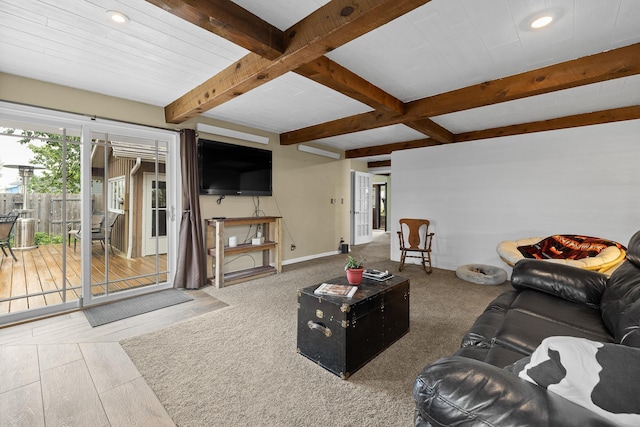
[397,218,434,273]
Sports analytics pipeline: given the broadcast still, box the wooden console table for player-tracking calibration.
[205,216,282,288]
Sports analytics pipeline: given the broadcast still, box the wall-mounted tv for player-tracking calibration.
[198,138,272,196]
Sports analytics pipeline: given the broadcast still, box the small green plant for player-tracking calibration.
[34,232,63,245]
[344,255,365,270]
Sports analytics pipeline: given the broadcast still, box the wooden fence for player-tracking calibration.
[0,193,100,236]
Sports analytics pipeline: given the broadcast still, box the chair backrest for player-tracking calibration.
[104,212,120,234]
[0,213,20,241]
[91,214,105,232]
[398,218,431,250]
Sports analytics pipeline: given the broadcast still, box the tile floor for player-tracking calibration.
[0,289,226,426]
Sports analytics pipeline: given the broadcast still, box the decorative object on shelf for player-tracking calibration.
[344,255,366,285]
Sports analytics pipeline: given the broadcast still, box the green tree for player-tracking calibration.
[16,130,81,194]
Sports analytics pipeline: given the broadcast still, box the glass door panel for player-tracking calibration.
[0,120,82,322]
[87,132,170,300]
[0,101,178,323]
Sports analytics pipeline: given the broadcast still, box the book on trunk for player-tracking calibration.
[363,269,394,281]
[314,283,358,298]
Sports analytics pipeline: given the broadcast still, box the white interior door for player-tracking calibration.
[352,171,373,245]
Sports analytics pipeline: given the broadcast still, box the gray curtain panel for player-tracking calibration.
[174,129,206,289]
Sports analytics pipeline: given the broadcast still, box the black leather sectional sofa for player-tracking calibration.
[413,230,640,426]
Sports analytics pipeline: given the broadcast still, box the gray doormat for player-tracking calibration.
[84,289,194,327]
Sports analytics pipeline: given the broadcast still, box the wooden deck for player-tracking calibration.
[0,243,167,315]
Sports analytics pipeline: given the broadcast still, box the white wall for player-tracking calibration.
[391,120,640,276]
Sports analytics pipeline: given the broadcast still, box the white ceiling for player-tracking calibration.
[1,0,639,166]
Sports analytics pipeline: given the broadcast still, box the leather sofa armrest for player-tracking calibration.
[511,259,608,308]
[413,356,617,427]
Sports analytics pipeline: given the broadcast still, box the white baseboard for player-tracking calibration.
[282,251,341,266]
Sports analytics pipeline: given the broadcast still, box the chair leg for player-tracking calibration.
[8,245,17,262]
[422,252,432,274]
[2,245,17,261]
[399,250,406,271]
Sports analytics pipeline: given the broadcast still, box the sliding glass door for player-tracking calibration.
[0,102,180,324]
[84,131,171,303]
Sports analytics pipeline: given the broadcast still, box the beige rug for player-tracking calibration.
[121,233,510,426]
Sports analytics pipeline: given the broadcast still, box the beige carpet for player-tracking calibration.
[121,232,510,426]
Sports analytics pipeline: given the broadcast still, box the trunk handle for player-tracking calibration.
[307,320,332,337]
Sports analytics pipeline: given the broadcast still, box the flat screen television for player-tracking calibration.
[198,138,272,196]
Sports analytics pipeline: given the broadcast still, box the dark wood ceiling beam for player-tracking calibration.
[281,43,640,144]
[407,43,640,118]
[455,105,640,142]
[347,106,640,159]
[163,0,432,124]
[345,138,437,158]
[144,0,284,60]
[164,53,273,123]
[281,110,397,144]
[368,160,391,168]
[404,118,454,143]
[295,57,404,115]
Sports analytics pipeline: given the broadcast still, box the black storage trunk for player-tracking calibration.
[296,275,410,379]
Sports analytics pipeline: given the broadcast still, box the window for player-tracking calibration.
[108,176,125,213]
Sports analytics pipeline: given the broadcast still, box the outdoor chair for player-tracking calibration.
[68,213,104,247]
[397,218,434,274]
[73,211,119,254]
[0,212,20,261]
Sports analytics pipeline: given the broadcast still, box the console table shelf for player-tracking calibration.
[206,241,277,257]
[205,216,282,288]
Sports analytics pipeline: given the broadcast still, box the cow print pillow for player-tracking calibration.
[505,336,640,426]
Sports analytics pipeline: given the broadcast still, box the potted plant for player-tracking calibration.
[344,255,366,285]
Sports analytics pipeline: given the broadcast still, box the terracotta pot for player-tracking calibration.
[345,268,364,285]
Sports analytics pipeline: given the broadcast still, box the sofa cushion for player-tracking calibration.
[626,229,640,268]
[460,290,517,348]
[460,288,613,366]
[600,261,640,347]
[511,259,608,308]
[414,356,619,427]
[493,309,613,356]
[505,336,640,427]
[510,290,612,339]
[455,344,526,368]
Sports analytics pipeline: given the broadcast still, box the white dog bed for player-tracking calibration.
[456,264,507,286]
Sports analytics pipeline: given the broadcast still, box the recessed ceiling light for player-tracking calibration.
[531,15,553,29]
[107,10,129,24]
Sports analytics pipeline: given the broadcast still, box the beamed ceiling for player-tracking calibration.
[1,0,640,171]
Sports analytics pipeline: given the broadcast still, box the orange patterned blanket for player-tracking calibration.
[517,235,625,261]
